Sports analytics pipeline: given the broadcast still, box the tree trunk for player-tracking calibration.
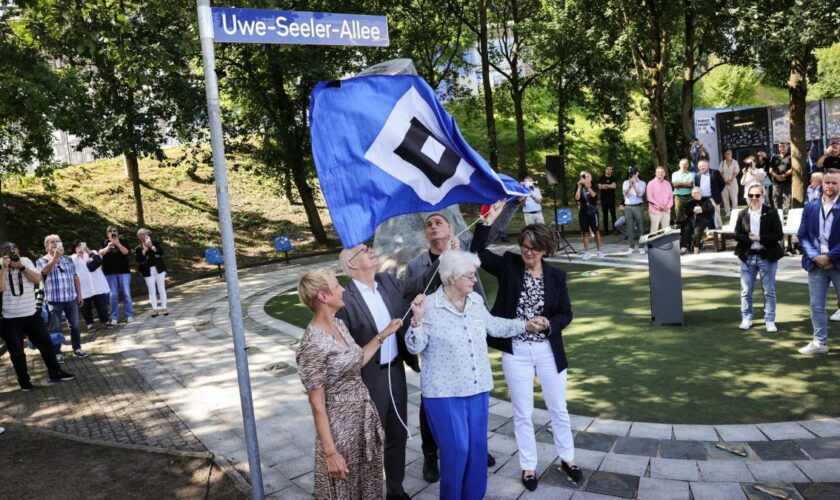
[681,0,697,158]
[124,152,146,227]
[0,177,7,242]
[649,93,669,170]
[283,167,297,204]
[556,94,569,206]
[478,0,498,170]
[512,86,528,179]
[290,155,329,245]
[788,52,809,208]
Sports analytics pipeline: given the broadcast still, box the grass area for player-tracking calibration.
[265,264,837,424]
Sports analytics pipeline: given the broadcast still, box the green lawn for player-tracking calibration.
[265,264,837,424]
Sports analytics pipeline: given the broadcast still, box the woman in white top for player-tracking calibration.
[71,240,111,330]
[740,156,769,205]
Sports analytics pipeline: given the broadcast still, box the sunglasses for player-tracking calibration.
[747,193,762,199]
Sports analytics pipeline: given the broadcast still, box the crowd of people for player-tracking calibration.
[0,226,169,391]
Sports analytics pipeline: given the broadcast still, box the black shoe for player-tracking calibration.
[422,455,440,483]
[49,371,76,382]
[487,453,496,467]
[385,493,411,500]
[522,470,538,491]
[20,381,34,392]
[560,461,583,483]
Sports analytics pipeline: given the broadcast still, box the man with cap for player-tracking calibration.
[622,166,647,254]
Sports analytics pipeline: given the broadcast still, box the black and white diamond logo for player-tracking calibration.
[365,87,474,204]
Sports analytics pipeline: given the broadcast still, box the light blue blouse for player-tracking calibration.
[405,288,526,398]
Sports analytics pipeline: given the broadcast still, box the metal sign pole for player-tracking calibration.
[196,1,265,497]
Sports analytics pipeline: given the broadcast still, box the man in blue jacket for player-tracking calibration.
[797,169,840,355]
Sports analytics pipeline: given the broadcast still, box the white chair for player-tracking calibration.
[710,208,741,251]
[783,208,803,252]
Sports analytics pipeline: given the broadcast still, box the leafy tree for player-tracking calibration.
[695,63,759,107]
[16,0,206,228]
[810,42,840,99]
[738,0,840,205]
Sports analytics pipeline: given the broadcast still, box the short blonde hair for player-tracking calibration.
[438,250,480,285]
[297,269,334,311]
[747,183,765,196]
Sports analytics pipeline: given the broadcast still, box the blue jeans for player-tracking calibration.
[48,301,82,351]
[106,273,133,321]
[739,255,777,322]
[424,392,489,500]
[807,268,840,345]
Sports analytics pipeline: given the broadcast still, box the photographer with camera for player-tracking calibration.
[37,235,88,360]
[71,241,111,330]
[98,225,133,324]
[135,229,169,317]
[576,171,604,260]
[521,176,544,225]
[622,166,647,254]
[1,242,75,391]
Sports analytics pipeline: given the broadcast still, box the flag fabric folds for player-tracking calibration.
[310,74,529,248]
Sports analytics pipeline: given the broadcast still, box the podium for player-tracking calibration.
[640,227,684,326]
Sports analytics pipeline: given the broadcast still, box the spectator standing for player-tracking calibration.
[694,160,725,228]
[741,156,770,206]
[1,242,74,391]
[597,166,618,234]
[521,176,545,225]
[135,229,168,317]
[734,184,783,333]
[690,138,708,172]
[99,226,133,323]
[671,159,695,224]
[37,235,88,360]
[756,151,773,199]
[817,141,840,172]
[807,173,823,203]
[71,241,110,331]
[647,166,674,232]
[576,171,604,260]
[770,143,793,214]
[719,149,740,217]
[622,166,647,255]
[797,170,840,355]
[680,187,716,254]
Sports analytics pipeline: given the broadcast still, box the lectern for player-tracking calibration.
[640,227,683,326]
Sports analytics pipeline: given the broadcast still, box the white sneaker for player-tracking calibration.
[766,322,778,333]
[126,316,134,323]
[739,319,752,330]
[830,309,840,322]
[638,246,646,254]
[798,341,829,355]
[582,252,592,261]
[626,247,636,256]
[597,251,605,259]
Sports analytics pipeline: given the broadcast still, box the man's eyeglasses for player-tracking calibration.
[349,245,373,263]
[747,193,762,199]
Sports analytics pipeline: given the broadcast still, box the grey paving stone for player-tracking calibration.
[488,413,511,432]
[612,437,659,457]
[716,424,768,442]
[793,458,840,482]
[520,483,575,499]
[629,422,672,440]
[649,458,700,481]
[690,481,748,500]
[705,441,756,460]
[484,473,526,499]
[571,492,627,500]
[659,440,708,460]
[541,461,592,490]
[571,415,595,432]
[797,418,840,438]
[795,437,840,459]
[487,433,520,457]
[585,471,639,499]
[697,461,755,482]
[748,440,810,461]
[489,400,514,419]
[746,460,810,483]
[574,448,607,471]
[575,432,619,452]
[535,424,556,445]
[587,419,631,437]
[637,477,690,500]
[743,483,803,500]
[794,482,840,499]
[756,422,816,440]
[598,453,650,476]
[493,419,516,437]
[672,424,719,441]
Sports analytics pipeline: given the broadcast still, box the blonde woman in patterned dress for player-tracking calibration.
[296,269,403,499]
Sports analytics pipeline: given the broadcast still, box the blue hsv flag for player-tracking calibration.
[310,75,529,248]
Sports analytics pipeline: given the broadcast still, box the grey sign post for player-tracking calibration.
[195,2,389,497]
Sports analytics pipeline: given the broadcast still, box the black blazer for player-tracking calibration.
[694,169,726,205]
[470,224,573,373]
[734,205,784,263]
[135,240,166,277]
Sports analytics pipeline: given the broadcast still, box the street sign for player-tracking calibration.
[210,8,389,46]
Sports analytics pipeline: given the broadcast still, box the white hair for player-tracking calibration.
[698,160,710,169]
[43,234,60,249]
[438,250,480,285]
[137,228,151,237]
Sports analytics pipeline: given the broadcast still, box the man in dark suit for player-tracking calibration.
[336,243,431,500]
[694,160,726,229]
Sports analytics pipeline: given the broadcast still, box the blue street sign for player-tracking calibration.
[210,8,389,46]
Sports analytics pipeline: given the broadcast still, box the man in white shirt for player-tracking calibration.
[622,166,647,254]
[521,176,544,225]
[0,242,74,391]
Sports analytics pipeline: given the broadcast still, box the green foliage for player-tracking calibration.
[695,64,761,108]
[810,42,840,99]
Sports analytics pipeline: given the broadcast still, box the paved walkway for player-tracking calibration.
[3,243,840,499]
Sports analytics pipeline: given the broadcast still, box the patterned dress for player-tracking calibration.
[296,318,384,499]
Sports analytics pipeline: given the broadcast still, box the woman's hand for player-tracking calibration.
[525,316,550,332]
[410,294,425,327]
[325,451,349,481]
[379,318,403,340]
[482,199,506,226]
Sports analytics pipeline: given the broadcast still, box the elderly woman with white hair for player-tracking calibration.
[134,229,168,316]
[406,250,549,500]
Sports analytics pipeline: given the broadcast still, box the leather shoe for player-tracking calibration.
[422,455,440,483]
[487,453,496,467]
[385,493,411,500]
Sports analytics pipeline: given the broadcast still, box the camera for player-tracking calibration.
[581,173,586,179]
[0,243,20,262]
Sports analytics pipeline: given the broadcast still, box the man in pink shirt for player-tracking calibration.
[648,166,674,232]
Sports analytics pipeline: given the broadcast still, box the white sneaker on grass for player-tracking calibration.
[739,319,752,330]
[798,341,829,355]
[830,309,840,321]
[597,251,605,259]
[765,322,778,333]
[582,252,592,260]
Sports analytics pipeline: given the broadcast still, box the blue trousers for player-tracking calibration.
[424,392,489,500]
[48,301,82,351]
[105,273,133,321]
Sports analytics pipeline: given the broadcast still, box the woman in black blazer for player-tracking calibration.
[734,184,784,333]
[135,229,168,317]
[471,204,577,491]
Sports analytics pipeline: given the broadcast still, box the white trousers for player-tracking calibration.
[524,212,545,226]
[722,182,739,216]
[649,212,671,232]
[144,268,167,311]
[502,341,574,469]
